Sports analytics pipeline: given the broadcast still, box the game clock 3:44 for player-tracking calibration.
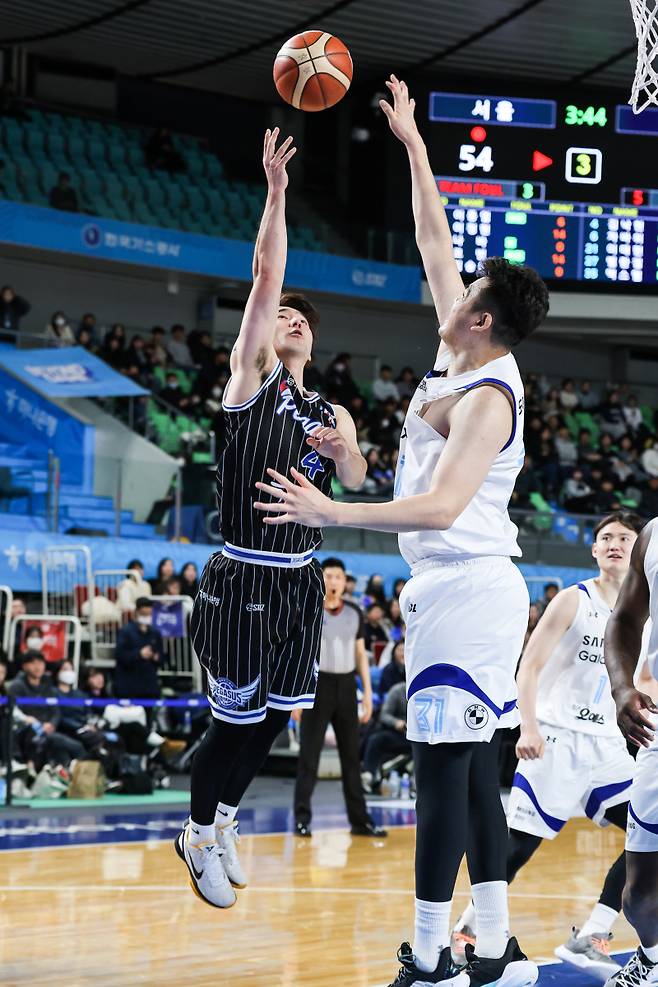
[564,104,608,127]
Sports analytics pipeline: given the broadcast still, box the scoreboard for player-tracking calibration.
[424,90,658,289]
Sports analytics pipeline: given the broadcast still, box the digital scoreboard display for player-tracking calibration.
[425,90,658,289]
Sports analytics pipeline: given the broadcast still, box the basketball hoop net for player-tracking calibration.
[629,0,658,112]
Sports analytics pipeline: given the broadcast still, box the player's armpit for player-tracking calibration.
[426,385,512,526]
[606,525,652,699]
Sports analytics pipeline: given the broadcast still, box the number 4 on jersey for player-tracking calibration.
[301,450,325,479]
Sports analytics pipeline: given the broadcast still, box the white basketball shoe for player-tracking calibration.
[216,820,248,889]
[175,824,237,908]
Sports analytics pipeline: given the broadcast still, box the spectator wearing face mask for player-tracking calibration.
[113,599,164,701]
[10,650,86,767]
[159,372,198,412]
[44,310,75,346]
[0,285,30,344]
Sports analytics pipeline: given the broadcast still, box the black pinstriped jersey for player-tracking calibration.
[217,360,337,554]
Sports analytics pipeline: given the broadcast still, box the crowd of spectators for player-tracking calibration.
[3,282,658,517]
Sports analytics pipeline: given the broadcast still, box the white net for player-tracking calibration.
[629,0,658,112]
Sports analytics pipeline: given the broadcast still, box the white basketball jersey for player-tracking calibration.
[537,579,628,737]
[644,519,658,679]
[395,349,525,565]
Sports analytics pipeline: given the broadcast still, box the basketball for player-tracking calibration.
[273,31,352,112]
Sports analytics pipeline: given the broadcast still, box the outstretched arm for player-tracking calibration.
[227,128,297,406]
[605,523,656,747]
[380,75,464,329]
[254,384,512,531]
[515,588,578,760]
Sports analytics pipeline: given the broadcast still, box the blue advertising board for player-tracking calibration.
[0,346,147,398]
[0,200,421,303]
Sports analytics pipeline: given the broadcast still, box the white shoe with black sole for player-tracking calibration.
[174,825,237,909]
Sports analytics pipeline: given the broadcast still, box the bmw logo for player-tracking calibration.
[464,704,489,730]
[82,224,101,248]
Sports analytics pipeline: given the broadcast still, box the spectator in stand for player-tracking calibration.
[378,640,406,697]
[77,312,98,345]
[554,425,578,468]
[363,602,390,659]
[641,476,658,517]
[373,365,400,403]
[561,467,595,514]
[361,680,410,794]
[124,334,153,386]
[100,334,126,371]
[0,285,30,343]
[153,557,175,595]
[55,658,98,746]
[524,603,542,649]
[117,560,152,613]
[559,378,579,411]
[542,387,561,416]
[49,171,79,212]
[144,127,185,173]
[180,562,199,599]
[510,454,540,509]
[167,324,194,367]
[44,310,76,347]
[384,597,405,641]
[599,389,627,439]
[534,429,560,495]
[396,366,419,400]
[577,428,601,466]
[641,436,658,478]
[369,398,401,446]
[76,327,95,352]
[324,353,359,405]
[343,573,359,604]
[113,598,163,701]
[187,329,214,367]
[10,651,85,767]
[83,666,109,701]
[159,371,199,413]
[593,477,622,514]
[392,578,407,600]
[362,574,387,608]
[577,379,599,410]
[623,394,644,435]
[524,415,544,461]
[147,326,169,366]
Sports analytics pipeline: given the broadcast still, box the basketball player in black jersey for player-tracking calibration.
[175,128,366,908]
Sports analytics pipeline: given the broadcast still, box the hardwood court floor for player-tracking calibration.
[0,818,636,987]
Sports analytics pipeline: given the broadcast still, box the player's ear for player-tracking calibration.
[471,310,493,334]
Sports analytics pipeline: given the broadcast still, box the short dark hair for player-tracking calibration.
[22,649,46,664]
[135,597,152,610]
[279,292,319,339]
[478,257,550,348]
[127,559,143,570]
[321,557,345,572]
[593,511,645,540]
[366,602,383,614]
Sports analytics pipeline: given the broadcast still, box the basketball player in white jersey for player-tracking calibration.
[604,518,658,987]
[254,76,548,987]
[453,512,646,983]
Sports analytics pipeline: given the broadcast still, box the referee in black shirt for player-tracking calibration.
[294,558,387,837]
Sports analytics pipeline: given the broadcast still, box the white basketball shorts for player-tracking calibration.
[400,556,528,744]
[626,715,658,852]
[507,724,634,840]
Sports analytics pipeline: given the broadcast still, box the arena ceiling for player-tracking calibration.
[0,0,640,102]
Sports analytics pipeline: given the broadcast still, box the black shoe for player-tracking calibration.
[459,938,538,986]
[351,822,388,837]
[295,821,312,837]
[387,943,454,986]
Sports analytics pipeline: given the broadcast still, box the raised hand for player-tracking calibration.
[306,426,350,465]
[262,127,297,193]
[379,74,419,146]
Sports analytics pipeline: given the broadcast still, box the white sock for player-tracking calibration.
[471,881,509,959]
[215,802,238,826]
[188,820,215,846]
[642,943,658,963]
[454,900,477,935]
[413,898,451,972]
[580,902,618,938]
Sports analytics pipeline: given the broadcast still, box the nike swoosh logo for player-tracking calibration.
[189,857,204,881]
[191,827,200,834]
[216,810,229,817]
